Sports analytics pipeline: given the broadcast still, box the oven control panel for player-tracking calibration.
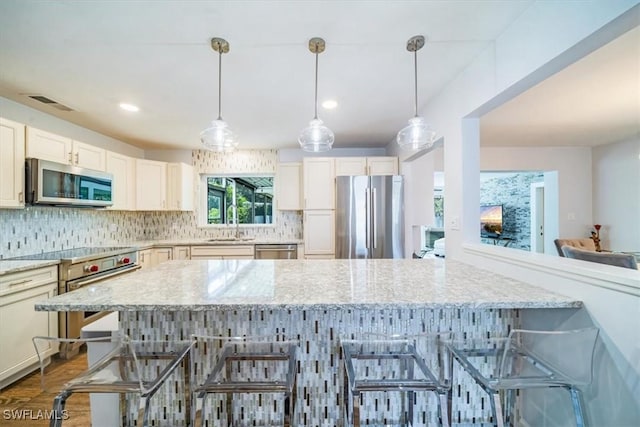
[64,251,138,282]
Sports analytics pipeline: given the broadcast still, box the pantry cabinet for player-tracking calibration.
[106,151,136,210]
[26,126,106,171]
[276,162,302,210]
[0,265,58,388]
[335,156,398,176]
[135,159,167,210]
[0,118,26,208]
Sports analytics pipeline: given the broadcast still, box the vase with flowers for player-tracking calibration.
[590,224,602,252]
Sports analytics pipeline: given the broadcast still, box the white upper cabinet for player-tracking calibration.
[167,162,194,211]
[71,140,106,171]
[335,156,398,176]
[26,127,106,171]
[303,157,335,210]
[0,118,26,208]
[276,162,302,210]
[135,159,167,210]
[106,151,136,210]
[335,158,367,176]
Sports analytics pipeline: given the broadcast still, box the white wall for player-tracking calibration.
[278,147,386,163]
[145,149,192,164]
[592,137,640,251]
[0,96,144,158]
[481,146,593,239]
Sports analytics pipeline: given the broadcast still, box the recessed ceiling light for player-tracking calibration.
[322,100,338,109]
[119,103,139,112]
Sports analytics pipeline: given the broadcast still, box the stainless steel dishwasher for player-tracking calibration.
[254,244,298,259]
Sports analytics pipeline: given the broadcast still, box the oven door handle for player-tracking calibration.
[67,265,141,291]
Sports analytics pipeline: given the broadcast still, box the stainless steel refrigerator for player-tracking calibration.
[335,175,404,259]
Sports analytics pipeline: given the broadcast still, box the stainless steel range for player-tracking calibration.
[11,246,140,339]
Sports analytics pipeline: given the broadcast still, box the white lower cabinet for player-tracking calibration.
[138,249,154,269]
[153,247,173,264]
[190,245,254,260]
[0,266,58,388]
[174,246,191,260]
[303,210,335,257]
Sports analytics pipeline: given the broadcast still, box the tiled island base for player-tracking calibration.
[121,307,519,426]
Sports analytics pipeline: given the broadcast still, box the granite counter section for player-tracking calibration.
[35,258,581,311]
[0,259,59,275]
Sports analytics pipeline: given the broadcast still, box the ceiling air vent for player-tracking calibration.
[27,95,74,111]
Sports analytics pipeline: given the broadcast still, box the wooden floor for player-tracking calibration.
[0,353,91,426]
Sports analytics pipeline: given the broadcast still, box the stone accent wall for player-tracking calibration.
[480,172,543,251]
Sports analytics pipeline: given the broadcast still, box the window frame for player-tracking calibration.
[198,173,275,228]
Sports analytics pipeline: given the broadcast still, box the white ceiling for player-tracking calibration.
[481,25,640,147]
[1,1,635,152]
[0,0,535,151]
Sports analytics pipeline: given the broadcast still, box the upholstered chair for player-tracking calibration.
[561,245,638,269]
[554,239,596,257]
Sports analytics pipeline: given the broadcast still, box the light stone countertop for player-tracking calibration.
[0,259,60,275]
[35,259,581,311]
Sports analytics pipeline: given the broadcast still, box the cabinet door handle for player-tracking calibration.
[18,192,23,202]
[9,278,32,287]
[74,152,79,164]
[68,152,73,163]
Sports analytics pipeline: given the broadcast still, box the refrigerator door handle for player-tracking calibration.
[372,187,377,248]
[365,187,371,249]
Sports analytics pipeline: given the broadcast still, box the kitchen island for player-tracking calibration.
[35,259,581,426]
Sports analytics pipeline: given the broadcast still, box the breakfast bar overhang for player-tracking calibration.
[35,259,583,426]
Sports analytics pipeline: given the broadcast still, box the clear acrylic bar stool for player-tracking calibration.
[447,327,599,427]
[190,335,298,427]
[32,334,193,427]
[341,333,452,426]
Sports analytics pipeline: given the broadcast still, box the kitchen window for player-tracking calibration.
[200,175,274,226]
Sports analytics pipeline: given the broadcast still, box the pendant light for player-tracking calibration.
[298,37,334,152]
[201,37,238,152]
[396,35,437,150]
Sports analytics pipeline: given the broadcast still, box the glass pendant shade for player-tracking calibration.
[299,37,333,152]
[299,118,334,152]
[397,35,437,150]
[396,116,436,150]
[200,119,238,152]
[201,37,236,152]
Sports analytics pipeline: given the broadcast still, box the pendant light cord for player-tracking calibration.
[413,48,418,118]
[217,49,223,120]
[313,50,319,120]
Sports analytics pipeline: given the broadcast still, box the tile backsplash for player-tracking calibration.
[0,207,302,259]
[0,149,303,259]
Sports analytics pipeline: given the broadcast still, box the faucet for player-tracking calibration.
[229,202,241,239]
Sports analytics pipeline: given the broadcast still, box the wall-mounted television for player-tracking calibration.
[480,204,503,237]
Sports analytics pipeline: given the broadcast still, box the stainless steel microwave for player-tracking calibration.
[25,158,113,207]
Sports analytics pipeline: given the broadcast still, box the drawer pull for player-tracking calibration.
[9,278,33,287]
